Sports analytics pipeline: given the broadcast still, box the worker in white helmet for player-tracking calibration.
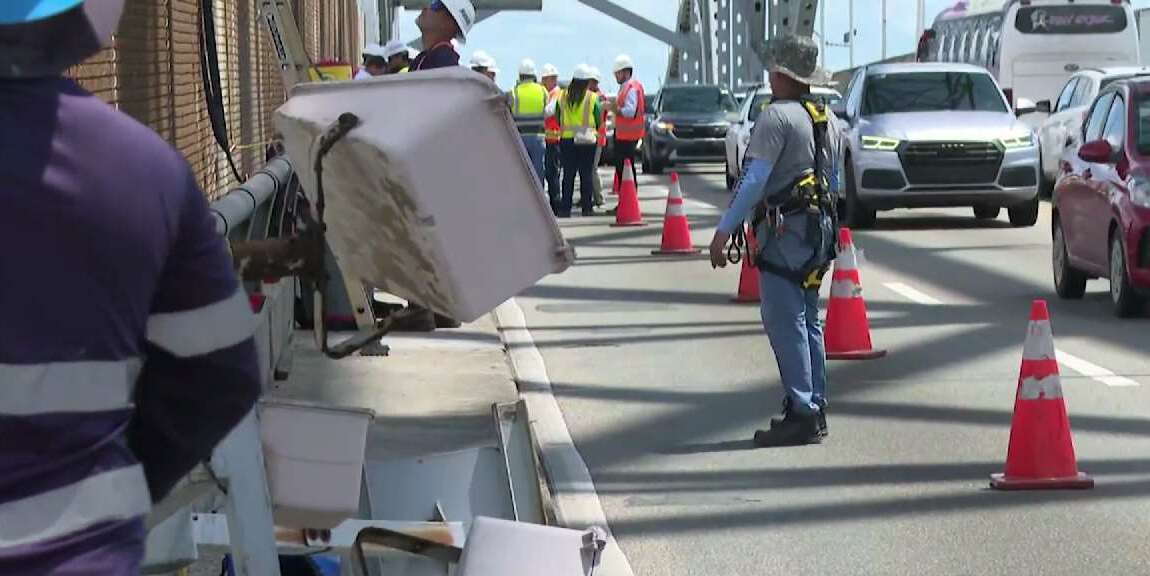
[405,0,478,330]
[509,59,550,186]
[355,43,389,79]
[546,65,604,217]
[469,51,497,82]
[541,64,563,210]
[609,53,647,214]
[587,66,609,207]
[412,0,476,71]
[382,39,413,74]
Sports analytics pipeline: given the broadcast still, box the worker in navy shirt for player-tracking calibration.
[411,0,476,71]
[0,1,260,574]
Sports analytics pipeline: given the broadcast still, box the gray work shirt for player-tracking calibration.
[746,99,843,205]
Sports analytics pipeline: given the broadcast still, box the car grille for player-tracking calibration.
[673,125,727,139]
[861,169,906,190]
[898,141,1003,186]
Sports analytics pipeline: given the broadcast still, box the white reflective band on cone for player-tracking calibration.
[1019,374,1064,400]
[836,246,859,272]
[0,360,140,416]
[0,466,150,549]
[830,279,861,299]
[147,289,256,358]
[1023,319,1056,361]
[665,201,685,217]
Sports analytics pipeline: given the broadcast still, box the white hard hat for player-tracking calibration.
[382,40,408,59]
[0,0,126,78]
[613,54,635,73]
[588,66,602,82]
[469,50,491,69]
[439,0,477,43]
[541,63,559,78]
[363,43,389,59]
[519,59,537,77]
[573,64,594,81]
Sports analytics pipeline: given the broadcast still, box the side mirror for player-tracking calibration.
[1015,97,1038,116]
[1035,100,1052,114]
[1078,139,1116,164]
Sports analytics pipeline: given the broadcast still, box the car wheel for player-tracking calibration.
[844,158,876,229]
[648,159,665,175]
[1110,231,1146,318]
[1053,218,1087,300]
[1008,195,1040,227]
[973,206,1001,220]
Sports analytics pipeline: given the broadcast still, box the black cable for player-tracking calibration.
[200,0,244,183]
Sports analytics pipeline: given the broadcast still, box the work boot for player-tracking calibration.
[753,411,821,447]
[770,398,828,438]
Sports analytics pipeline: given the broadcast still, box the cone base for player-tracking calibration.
[990,472,1094,491]
[611,222,647,228]
[652,248,701,255]
[827,348,888,361]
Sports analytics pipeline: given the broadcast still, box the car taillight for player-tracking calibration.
[1003,88,1014,109]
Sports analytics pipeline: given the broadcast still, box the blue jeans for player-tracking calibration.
[559,139,596,216]
[521,134,545,189]
[759,270,827,414]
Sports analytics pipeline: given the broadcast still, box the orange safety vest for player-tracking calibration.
[614,78,646,142]
[545,87,562,144]
[596,93,608,146]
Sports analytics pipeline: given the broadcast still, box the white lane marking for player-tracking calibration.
[1056,350,1141,388]
[493,300,636,576]
[880,281,1141,388]
[883,282,943,305]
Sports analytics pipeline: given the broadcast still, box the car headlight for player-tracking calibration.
[999,133,1034,149]
[655,121,674,133]
[861,136,900,151]
[1132,176,1150,209]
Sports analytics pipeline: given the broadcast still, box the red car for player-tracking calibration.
[1053,78,1150,317]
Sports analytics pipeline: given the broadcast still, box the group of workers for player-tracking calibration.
[503,56,646,218]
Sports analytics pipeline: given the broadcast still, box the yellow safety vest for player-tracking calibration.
[558,90,598,143]
[509,81,548,134]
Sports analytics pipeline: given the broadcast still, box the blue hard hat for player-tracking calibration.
[0,0,84,24]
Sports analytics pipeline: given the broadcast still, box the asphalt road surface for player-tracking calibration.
[516,165,1150,576]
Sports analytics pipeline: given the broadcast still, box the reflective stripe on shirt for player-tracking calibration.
[147,288,256,358]
[0,466,150,550]
[0,360,140,416]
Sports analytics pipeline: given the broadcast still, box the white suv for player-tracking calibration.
[723,84,842,190]
[1033,67,1150,194]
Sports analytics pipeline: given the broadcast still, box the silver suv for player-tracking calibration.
[835,63,1040,228]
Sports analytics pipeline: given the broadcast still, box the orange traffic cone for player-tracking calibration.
[991,300,1093,490]
[652,173,700,255]
[825,228,887,360]
[612,159,646,227]
[732,227,760,303]
[611,169,620,196]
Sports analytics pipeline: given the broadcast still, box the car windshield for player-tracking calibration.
[748,93,843,123]
[862,71,1008,115]
[660,87,738,114]
[1136,97,1150,155]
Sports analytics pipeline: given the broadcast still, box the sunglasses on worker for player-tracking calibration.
[429,0,445,10]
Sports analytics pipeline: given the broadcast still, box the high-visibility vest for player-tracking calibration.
[614,78,646,142]
[596,93,609,146]
[558,90,598,143]
[509,81,548,134]
[545,87,562,144]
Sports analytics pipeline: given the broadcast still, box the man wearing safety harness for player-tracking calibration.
[0,1,260,572]
[709,34,842,447]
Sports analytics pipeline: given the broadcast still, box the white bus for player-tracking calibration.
[917,0,1139,112]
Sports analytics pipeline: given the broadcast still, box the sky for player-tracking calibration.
[395,0,1150,92]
